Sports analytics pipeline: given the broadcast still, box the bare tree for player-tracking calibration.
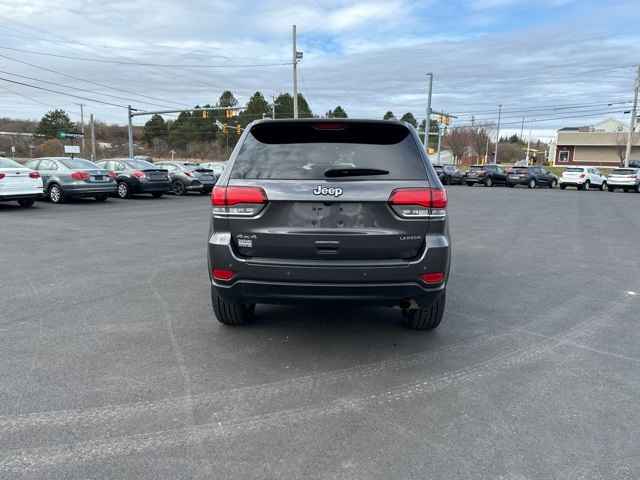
[444,127,472,162]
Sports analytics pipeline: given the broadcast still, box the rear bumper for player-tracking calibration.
[213,279,445,306]
[506,178,529,186]
[607,181,638,188]
[208,233,450,307]
[136,181,172,193]
[0,192,43,201]
[63,184,117,196]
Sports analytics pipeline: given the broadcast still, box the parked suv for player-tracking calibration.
[464,164,507,187]
[208,119,451,330]
[607,168,640,193]
[507,166,558,188]
[559,166,607,190]
[96,158,171,199]
[155,161,216,195]
[27,157,116,203]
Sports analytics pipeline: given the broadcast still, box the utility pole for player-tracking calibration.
[624,65,640,167]
[484,134,490,165]
[292,25,298,119]
[273,95,277,120]
[520,116,525,140]
[90,113,96,161]
[526,130,531,166]
[494,104,502,164]
[424,73,433,148]
[79,104,85,154]
[436,124,443,164]
[127,105,134,159]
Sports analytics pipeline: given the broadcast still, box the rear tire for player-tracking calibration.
[152,192,164,198]
[172,181,186,196]
[636,184,640,193]
[211,288,254,325]
[550,179,558,189]
[117,181,131,199]
[48,184,64,203]
[485,177,493,187]
[95,194,108,202]
[528,179,536,189]
[403,292,446,331]
[560,184,566,190]
[608,186,615,192]
[466,182,474,187]
[18,198,35,208]
[600,182,607,191]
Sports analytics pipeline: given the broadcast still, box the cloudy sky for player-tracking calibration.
[0,0,639,138]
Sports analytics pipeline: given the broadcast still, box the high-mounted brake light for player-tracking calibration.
[29,171,40,179]
[212,186,267,216]
[388,188,447,219]
[71,171,90,181]
[313,123,345,131]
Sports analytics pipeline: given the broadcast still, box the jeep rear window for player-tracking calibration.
[230,121,426,180]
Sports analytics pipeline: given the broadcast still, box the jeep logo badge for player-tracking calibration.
[313,185,343,197]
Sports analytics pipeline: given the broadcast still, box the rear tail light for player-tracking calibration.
[388,188,447,218]
[579,173,586,178]
[29,171,40,179]
[107,171,116,179]
[132,170,146,179]
[212,186,267,216]
[184,171,193,177]
[212,269,235,281]
[71,171,90,181]
[0,173,5,180]
[420,272,445,285]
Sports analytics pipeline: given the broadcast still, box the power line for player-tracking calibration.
[0,53,188,109]
[455,109,628,128]
[0,76,128,108]
[451,100,631,116]
[0,46,292,68]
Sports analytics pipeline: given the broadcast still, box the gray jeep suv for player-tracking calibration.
[208,119,451,330]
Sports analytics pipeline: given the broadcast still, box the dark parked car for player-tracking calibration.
[95,158,171,199]
[506,166,558,188]
[155,161,217,196]
[208,119,451,330]
[464,164,508,187]
[26,157,117,203]
[434,164,464,185]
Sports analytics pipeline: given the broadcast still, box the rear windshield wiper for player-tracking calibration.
[324,167,389,178]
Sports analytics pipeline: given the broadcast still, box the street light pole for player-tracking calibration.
[127,105,134,159]
[424,73,433,148]
[494,104,502,164]
[292,25,298,119]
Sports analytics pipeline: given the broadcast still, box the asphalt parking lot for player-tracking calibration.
[2,187,640,479]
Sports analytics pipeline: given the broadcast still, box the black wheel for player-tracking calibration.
[583,180,591,191]
[528,179,536,189]
[608,186,615,192]
[550,179,558,189]
[403,292,446,331]
[17,198,35,208]
[623,188,629,193]
[200,189,211,195]
[560,184,566,190]
[95,194,108,202]
[152,192,164,198]
[600,182,607,191]
[48,184,64,203]
[442,177,449,186]
[485,177,493,187]
[507,183,515,188]
[172,181,186,196]
[466,182,474,187]
[636,184,640,193]
[211,288,254,325]
[117,181,131,199]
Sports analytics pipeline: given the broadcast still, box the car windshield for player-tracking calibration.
[231,122,426,180]
[126,159,155,169]
[0,157,24,168]
[59,158,98,169]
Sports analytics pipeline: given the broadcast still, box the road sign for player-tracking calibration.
[64,145,81,154]
[58,132,84,139]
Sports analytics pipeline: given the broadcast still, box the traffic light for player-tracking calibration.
[236,124,241,135]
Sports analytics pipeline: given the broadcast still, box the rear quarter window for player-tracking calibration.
[230,121,426,180]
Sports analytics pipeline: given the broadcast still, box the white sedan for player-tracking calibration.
[0,157,44,208]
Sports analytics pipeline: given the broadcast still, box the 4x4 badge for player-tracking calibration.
[313,186,343,197]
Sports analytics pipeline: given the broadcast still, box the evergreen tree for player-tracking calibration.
[35,110,75,139]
